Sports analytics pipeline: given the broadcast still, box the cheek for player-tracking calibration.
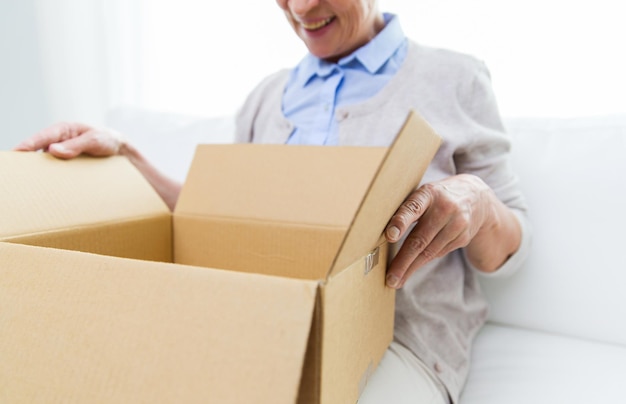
[276,0,288,10]
[340,2,368,30]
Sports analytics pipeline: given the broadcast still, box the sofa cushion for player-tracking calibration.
[461,324,626,403]
[480,115,626,346]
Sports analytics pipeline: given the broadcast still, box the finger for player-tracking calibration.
[13,123,68,151]
[48,130,121,159]
[13,122,91,152]
[397,229,467,289]
[48,141,82,159]
[395,214,475,289]
[385,186,434,243]
[386,214,447,288]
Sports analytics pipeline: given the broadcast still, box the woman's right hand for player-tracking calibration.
[13,122,125,159]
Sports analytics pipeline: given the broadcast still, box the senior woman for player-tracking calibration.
[15,0,530,402]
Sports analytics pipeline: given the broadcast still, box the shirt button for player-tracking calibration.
[434,362,443,374]
[336,110,349,121]
[323,104,330,112]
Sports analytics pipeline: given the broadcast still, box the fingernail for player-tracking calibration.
[386,226,400,241]
[386,273,401,289]
[50,143,68,154]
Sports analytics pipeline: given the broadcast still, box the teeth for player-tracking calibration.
[301,17,333,30]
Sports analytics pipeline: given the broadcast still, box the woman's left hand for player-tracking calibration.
[384,174,520,289]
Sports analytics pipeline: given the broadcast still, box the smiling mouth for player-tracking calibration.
[301,17,335,31]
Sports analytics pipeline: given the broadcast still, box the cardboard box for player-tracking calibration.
[0,111,441,403]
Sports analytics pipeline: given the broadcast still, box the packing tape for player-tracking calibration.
[364,247,380,275]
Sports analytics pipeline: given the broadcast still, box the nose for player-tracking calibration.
[289,0,320,16]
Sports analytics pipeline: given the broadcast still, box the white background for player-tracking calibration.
[1,0,625,150]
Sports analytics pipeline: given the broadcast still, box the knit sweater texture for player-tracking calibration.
[235,41,531,403]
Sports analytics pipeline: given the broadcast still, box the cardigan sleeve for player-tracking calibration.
[453,61,532,278]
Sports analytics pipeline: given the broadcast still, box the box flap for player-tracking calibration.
[175,144,386,227]
[321,241,394,402]
[174,215,345,280]
[0,152,169,241]
[328,111,442,277]
[0,242,318,403]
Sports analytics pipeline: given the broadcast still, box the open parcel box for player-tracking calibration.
[0,111,440,403]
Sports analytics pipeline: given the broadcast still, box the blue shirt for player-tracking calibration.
[282,13,408,146]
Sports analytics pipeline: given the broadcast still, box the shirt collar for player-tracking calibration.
[294,13,406,87]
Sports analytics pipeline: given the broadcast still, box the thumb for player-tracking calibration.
[48,141,82,159]
[47,129,123,158]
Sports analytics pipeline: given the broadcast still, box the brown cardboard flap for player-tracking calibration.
[7,214,173,262]
[0,243,318,403]
[0,152,169,241]
[321,241,394,403]
[328,111,442,277]
[175,214,345,280]
[176,144,387,227]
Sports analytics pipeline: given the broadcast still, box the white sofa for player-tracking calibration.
[107,108,626,403]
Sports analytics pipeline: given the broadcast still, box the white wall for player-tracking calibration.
[1,0,624,151]
[0,1,49,147]
[381,0,626,119]
[133,0,626,118]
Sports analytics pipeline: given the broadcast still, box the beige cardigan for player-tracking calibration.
[235,41,531,403]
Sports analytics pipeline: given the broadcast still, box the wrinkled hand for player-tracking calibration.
[13,122,124,159]
[384,174,498,289]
